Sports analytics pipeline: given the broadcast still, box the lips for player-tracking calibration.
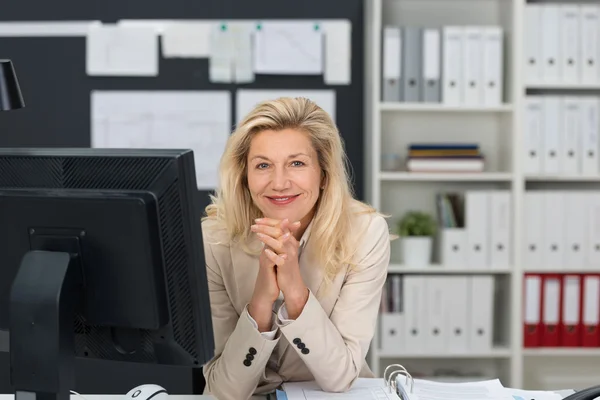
[266,194,300,205]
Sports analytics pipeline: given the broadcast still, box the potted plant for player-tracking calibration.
[398,210,436,266]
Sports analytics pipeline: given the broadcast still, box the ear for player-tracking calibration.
[320,173,327,190]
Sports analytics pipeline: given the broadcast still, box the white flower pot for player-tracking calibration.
[401,236,432,267]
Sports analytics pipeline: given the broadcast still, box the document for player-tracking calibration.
[397,378,515,400]
[282,379,400,400]
[91,90,231,189]
[322,20,352,85]
[86,23,158,76]
[161,21,211,58]
[236,89,336,124]
[504,388,563,400]
[209,22,235,83]
[253,21,323,75]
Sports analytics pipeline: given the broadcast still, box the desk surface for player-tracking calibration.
[0,395,270,400]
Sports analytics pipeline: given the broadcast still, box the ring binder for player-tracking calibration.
[383,364,414,399]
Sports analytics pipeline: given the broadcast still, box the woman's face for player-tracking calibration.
[246,128,323,228]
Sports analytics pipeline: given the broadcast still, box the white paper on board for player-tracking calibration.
[91,90,232,190]
[161,21,211,58]
[86,23,159,76]
[322,20,352,85]
[235,89,336,125]
[253,21,323,75]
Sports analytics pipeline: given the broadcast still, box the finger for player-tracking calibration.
[251,223,284,238]
[256,232,289,252]
[264,248,286,266]
[287,220,302,233]
[254,217,283,227]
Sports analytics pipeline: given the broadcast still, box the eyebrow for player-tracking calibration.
[251,153,311,161]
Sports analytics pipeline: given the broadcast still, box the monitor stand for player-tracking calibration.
[9,248,83,400]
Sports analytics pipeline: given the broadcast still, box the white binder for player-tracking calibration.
[442,26,463,105]
[565,192,587,268]
[559,97,581,175]
[444,276,469,353]
[525,4,542,84]
[462,27,483,106]
[586,193,600,267]
[489,190,511,268]
[541,4,560,83]
[402,276,425,350]
[580,5,600,84]
[524,192,544,269]
[423,277,446,352]
[559,4,581,84]
[482,26,503,106]
[439,228,467,266]
[469,276,494,352]
[524,96,543,175]
[465,191,489,267]
[542,96,561,174]
[580,96,600,175]
[383,26,402,102]
[542,191,565,269]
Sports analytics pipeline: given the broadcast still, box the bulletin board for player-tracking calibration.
[0,0,365,395]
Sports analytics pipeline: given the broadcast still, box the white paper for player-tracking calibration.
[253,21,323,75]
[283,379,400,400]
[91,90,231,189]
[504,388,563,400]
[231,23,255,83]
[161,21,211,58]
[398,378,515,400]
[209,22,235,83]
[86,23,158,76]
[322,20,352,85]
[236,89,335,124]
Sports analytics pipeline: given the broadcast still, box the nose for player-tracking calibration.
[271,167,291,191]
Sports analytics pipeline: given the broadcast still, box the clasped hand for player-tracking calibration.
[251,218,308,320]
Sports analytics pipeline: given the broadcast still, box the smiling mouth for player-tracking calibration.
[266,194,300,205]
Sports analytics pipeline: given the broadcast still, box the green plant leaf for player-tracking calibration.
[397,210,437,237]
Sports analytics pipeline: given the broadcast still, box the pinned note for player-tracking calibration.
[86,23,158,76]
[209,22,235,83]
[91,90,232,189]
[162,21,211,58]
[322,20,352,85]
[253,21,323,75]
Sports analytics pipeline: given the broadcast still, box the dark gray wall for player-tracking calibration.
[0,0,364,395]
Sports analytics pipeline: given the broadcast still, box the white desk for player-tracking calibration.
[0,395,270,400]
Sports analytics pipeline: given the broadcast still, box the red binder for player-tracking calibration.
[560,274,581,347]
[541,274,562,347]
[581,274,600,347]
[523,273,542,347]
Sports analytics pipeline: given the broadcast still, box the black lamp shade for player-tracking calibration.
[0,59,25,111]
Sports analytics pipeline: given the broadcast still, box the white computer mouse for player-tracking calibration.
[125,384,169,400]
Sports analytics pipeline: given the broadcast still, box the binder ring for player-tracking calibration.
[383,364,408,388]
[388,369,414,394]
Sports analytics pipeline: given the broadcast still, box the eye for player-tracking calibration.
[291,160,305,167]
[256,163,269,169]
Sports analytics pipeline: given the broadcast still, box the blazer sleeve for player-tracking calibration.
[202,238,280,400]
[275,214,390,393]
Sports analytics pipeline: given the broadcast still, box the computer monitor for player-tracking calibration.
[0,148,214,400]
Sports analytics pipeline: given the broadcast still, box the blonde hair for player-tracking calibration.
[204,97,381,284]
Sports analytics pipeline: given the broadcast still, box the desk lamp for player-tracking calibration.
[0,59,24,110]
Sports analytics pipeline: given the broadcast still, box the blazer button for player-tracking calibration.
[301,348,310,355]
[243,359,252,367]
[292,338,301,345]
[248,347,257,355]
[297,342,305,350]
[246,354,254,361]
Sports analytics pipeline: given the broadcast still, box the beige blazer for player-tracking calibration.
[200,210,391,400]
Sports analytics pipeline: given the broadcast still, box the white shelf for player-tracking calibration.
[523,348,600,357]
[526,82,600,90]
[525,175,600,182]
[380,171,513,182]
[378,347,512,359]
[525,267,600,274]
[380,102,513,113]
[388,264,512,274]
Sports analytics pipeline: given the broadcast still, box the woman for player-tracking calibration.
[201,97,391,400]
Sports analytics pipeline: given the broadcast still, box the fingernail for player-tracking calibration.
[282,232,290,239]
[251,225,257,231]
[293,221,301,225]
[283,218,289,224]
[255,218,262,222]
[256,232,265,238]
[281,254,288,259]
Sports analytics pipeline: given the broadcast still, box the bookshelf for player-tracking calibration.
[364,0,600,391]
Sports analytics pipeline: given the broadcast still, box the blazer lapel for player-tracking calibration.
[230,239,261,313]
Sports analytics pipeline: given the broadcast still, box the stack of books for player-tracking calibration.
[406,143,484,172]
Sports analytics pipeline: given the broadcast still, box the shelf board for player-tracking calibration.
[525,175,600,182]
[525,267,600,274]
[379,102,513,112]
[523,348,600,357]
[378,347,511,359]
[388,264,512,274]
[380,171,513,182]
[526,83,600,90]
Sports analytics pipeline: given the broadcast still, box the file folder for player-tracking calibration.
[541,4,560,83]
[559,4,581,84]
[560,274,581,347]
[541,274,562,347]
[524,274,542,347]
[401,26,421,102]
[580,5,600,84]
[525,4,542,84]
[442,26,463,105]
[462,27,483,105]
[482,26,503,106]
[421,28,441,103]
[383,26,402,102]
[581,274,600,347]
